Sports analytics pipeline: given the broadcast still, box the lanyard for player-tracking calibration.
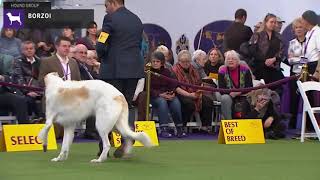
[62,63,69,80]
[304,29,315,56]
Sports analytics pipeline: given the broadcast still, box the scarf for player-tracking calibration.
[173,64,202,111]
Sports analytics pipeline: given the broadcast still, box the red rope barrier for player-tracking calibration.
[0,81,44,92]
[151,71,299,93]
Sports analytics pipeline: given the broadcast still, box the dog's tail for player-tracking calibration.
[38,114,56,152]
[115,96,153,151]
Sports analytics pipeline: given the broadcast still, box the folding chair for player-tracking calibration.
[296,80,320,142]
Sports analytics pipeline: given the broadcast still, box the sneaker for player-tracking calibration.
[160,130,173,138]
[176,126,187,138]
[160,127,173,138]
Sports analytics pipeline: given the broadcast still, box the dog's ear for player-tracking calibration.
[52,72,59,77]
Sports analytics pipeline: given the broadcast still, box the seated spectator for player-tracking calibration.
[0,53,14,74]
[77,21,97,50]
[150,51,186,138]
[156,45,173,72]
[0,28,21,59]
[74,44,95,80]
[204,48,224,79]
[12,41,43,117]
[0,57,29,124]
[17,28,55,58]
[86,50,100,77]
[62,26,77,45]
[173,50,214,133]
[218,50,253,120]
[73,44,98,139]
[191,49,208,79]
[245,88,286,139]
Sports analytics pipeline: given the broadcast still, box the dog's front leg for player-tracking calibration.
[51,125,76,162]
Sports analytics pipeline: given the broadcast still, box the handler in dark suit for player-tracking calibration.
[38,36,81,138]
[96,0,144,158]
[38,36,81,86]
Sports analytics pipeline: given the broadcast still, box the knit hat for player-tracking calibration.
[302,10,319,26]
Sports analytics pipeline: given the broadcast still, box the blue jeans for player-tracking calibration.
[151,96,183,127]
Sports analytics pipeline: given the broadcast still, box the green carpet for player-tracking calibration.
[0,140,319,180]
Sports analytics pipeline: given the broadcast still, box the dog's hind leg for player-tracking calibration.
[91,133,110,163]
[51,125,76,162]
[90,108,117,163]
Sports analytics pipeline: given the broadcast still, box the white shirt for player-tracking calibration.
[288,38,305,73]
[26,57,35,64]
[304,25,320,63]
[56,53,71,80]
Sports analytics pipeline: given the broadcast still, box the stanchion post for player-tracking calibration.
[300,64,309,82]
[145,63,152,121]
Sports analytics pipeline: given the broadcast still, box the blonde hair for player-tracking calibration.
[156,45,169,55]
[257,13,277,32]
[292,17,303,29]
[177,50,191,62]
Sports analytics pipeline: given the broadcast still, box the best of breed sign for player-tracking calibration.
[0,124,57,152]
[112,121,159,147]
[218,119,265,144]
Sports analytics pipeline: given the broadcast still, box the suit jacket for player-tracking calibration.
[76,60,95,80]
[96,7,144,79]
[38,54,81,87]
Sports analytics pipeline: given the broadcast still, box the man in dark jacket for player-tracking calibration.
[223,9,253,53]
[96,0,144,158]
[0,54,29,124]
[12,41,42,117]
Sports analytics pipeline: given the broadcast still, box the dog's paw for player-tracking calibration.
[51,157,63,162]
[90,159,102,163]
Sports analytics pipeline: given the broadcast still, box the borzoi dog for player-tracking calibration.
[38,72,152,163]
[6,12,22,25]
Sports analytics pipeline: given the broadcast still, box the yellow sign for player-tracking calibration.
[0,124,57,152]
[209,73,218,80]
[98,31,109,43]
[218,119,265,144]
[112,121,159,147]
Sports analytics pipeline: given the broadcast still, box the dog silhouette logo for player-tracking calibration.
[3,9,25,29]
[6,12,22,25]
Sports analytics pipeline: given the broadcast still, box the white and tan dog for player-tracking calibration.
[38,72,152,163]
